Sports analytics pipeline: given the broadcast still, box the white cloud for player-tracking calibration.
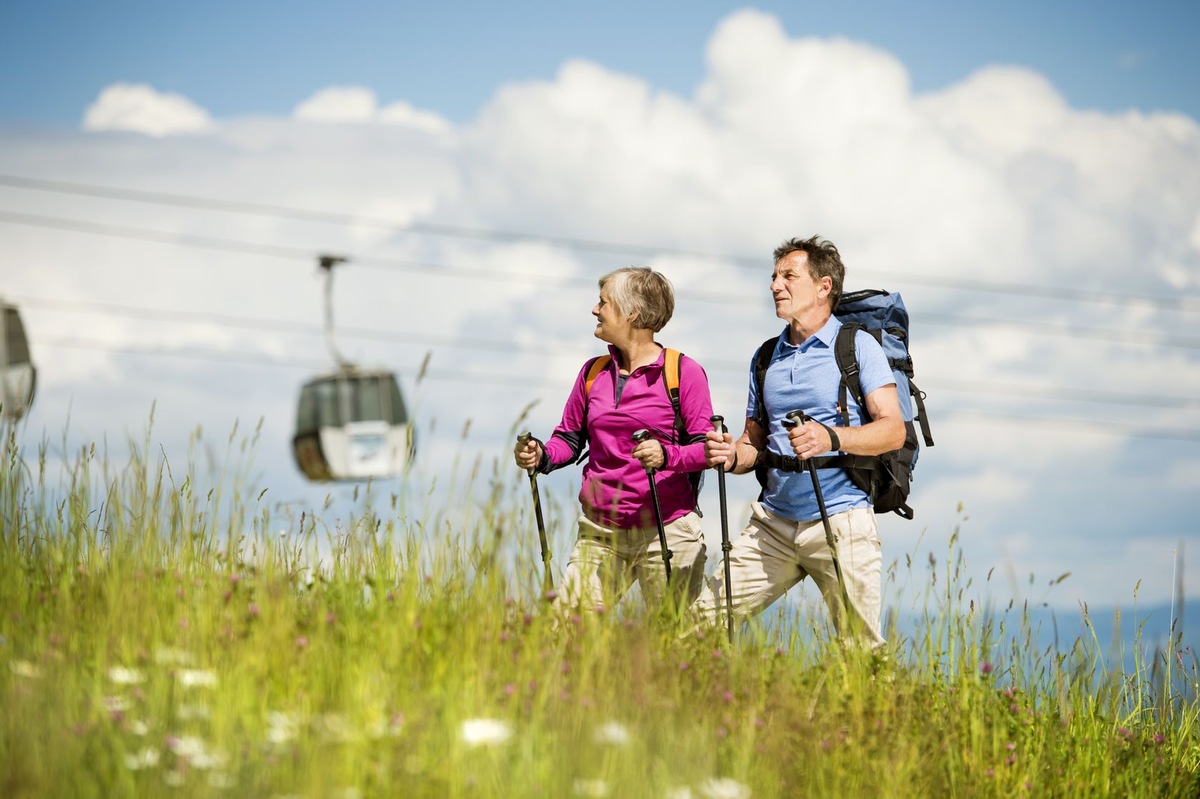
[379,100,452,134]
[293,86,453,134]
[83,82,213,137]
[293,86,379,122]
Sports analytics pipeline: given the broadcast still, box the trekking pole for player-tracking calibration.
[632,429,672,584]
[516,432,553,593]
[711,415,735,644]
[782,410,855,627]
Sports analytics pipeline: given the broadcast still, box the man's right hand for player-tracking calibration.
[704,430,735,470]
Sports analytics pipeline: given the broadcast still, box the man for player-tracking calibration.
[695,236,905,646]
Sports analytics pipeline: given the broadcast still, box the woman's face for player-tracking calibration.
[592,282,631,344]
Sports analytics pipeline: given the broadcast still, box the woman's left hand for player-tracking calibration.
[632,437,665,470]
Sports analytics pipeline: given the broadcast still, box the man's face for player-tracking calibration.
[770,251,830,321]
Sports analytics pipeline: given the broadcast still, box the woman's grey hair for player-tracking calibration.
[599,267,675,332]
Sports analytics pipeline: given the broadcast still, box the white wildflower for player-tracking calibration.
[108,666,145,685]
[167,735,207,759]
[177,669,218,688]
[332,789,363,799]
[315,713,358,744]
[666,789,695,799]
[166,735,226,770]
[164,770,186,787]
[594,721,631,745]
[124,747,161,770]
[267,711,299,745]
[10,660,40,679]
[154,647,194,666]
[699,777,751,799]
[460,718,512,747]
[574,778,611,797]
[177,703,212,721]
[190,748,228,771]
[130,719,151,736]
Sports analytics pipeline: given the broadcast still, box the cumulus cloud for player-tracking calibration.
[293,86,379,122]
[293,86,452,133]
[379,100,453,134]
[82,82,213,136]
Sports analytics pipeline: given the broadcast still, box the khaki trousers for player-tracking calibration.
[693,503,884,647]
[556,511,707,614]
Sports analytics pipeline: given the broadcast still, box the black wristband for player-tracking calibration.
[726,451,739,473]
[818,422,841,452]
[531,436,551,473]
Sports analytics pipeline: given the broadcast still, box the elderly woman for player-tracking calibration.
[514,266,714,615]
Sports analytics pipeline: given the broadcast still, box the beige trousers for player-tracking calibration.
[693,503,884,647]
[555,511,707,614]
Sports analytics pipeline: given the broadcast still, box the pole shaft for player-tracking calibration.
[518,433,553,592]
[786,411,856,633]
[712,416,734,644]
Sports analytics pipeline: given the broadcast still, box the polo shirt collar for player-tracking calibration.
[775,315,842,355]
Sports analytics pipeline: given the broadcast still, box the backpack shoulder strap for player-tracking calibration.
[752,336,778,427]
[663,347,686,440]
[583,354,611,395]
[834,323,865,426]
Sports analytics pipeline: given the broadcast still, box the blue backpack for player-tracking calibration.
[753,289,934,519]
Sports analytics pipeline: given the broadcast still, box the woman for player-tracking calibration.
[514,266,714,614]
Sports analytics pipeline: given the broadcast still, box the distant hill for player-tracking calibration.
[886,597,1200,676]
[763,596,1200,676]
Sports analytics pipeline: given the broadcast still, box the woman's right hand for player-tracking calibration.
[514,437,542,471]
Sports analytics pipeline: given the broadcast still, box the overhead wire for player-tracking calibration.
[33,335,1200,442]
[2,173,1199,313]
[14,294,1200,409]
[6,209,1200,344]
[0,209,751,305]
[4,174,1198,442]
[16,295,1200,405]
[14,294,1200,406]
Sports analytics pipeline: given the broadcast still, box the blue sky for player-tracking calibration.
[3,0,1199,126]
[0,1,1197,625]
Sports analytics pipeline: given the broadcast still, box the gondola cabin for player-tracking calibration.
[0,301,36,423]
[292,368,413,482]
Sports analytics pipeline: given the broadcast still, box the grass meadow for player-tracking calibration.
[1,422,1198,798]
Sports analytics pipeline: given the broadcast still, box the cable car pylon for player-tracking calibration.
[291,256,414,482]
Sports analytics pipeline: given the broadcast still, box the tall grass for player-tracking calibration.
[1,423,1198,798]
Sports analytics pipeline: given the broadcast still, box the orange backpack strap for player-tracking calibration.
[583,355,611,395]
[663,348,682,408]
[663,348,686,439]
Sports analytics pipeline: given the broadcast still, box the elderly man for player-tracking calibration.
[695,236,905,646]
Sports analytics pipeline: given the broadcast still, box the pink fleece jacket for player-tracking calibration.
[540,344,714,529]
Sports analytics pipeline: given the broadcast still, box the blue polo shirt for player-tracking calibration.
[745,316,895,523]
